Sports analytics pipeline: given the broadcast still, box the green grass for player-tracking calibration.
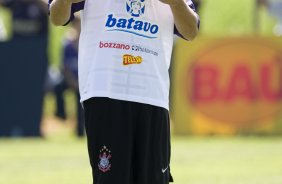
[1,137,282,184]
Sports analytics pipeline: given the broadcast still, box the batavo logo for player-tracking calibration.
[105,0,159,39]
[186,39,282,127]
[123,54,143,65]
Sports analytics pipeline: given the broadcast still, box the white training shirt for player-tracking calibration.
[78,0,196,110]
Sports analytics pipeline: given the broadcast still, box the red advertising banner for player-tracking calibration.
[171,37,282,135]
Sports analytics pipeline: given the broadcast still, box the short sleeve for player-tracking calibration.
[174,0,200,39]
[48,0,85,25]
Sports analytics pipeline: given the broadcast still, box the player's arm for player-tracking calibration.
[49,0,83,26]
[159,0,199,40]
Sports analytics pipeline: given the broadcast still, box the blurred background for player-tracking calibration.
[1,0,282,183]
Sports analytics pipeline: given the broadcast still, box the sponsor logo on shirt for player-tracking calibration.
[105,0,159,39]
[123,54,143,65]
[99,41,158,56]
[131,44,158,56]
[100,41,131,50]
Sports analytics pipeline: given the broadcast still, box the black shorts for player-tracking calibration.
[83,97,173,184]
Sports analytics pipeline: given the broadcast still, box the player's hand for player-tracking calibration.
[158,0,183,6]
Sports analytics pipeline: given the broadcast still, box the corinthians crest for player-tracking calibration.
[126,0,146,17]
[98,146,112,172]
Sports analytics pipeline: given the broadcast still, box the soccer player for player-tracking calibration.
[49,0,199,183]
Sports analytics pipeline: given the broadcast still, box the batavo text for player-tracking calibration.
[105,14,159,35]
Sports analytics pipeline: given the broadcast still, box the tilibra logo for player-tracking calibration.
[105,0,159,39]
[123,54,143,65]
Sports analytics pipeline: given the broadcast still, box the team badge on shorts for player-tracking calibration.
[126,0,146,17]
[98,146,112,172]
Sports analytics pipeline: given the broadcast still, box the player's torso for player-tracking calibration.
[78,0,175,109]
